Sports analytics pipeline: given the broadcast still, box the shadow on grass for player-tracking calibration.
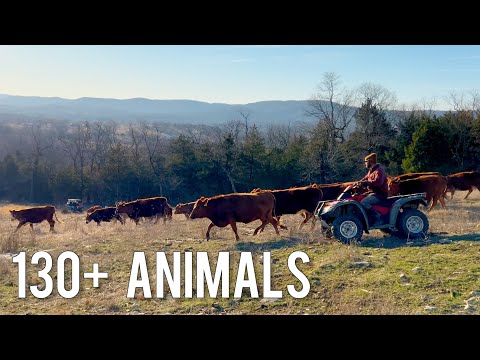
[360,232,480,249]
[232,238,301,252]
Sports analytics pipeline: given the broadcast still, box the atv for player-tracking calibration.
[65,198,84,213]
[314,183,429,244]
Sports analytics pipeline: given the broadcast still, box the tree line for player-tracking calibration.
[0,73,479,206]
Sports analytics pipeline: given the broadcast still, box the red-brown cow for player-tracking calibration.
[387,172,441,186]
[445,171,480,199]
[189,192,280,241]
[315,182,356,201]
[388,175,448,211]
[174,202,195,219]
[10,205,61,232]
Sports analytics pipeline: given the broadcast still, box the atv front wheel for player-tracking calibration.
[332,215,364,244]
[397,209,429,239]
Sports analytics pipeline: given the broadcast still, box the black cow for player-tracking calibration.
[86,207,124,225]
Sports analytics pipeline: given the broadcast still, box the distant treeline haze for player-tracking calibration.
[0,77,479,206]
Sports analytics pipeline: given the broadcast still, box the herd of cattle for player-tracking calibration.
[7,170,480,241]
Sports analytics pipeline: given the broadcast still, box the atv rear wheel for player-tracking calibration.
[332,215,364,244]
[397,209,429,239]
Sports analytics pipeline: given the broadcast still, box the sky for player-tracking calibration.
[1,45,480,110]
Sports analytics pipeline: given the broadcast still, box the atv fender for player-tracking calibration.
[388,194,428,226]
[322,201,370,232]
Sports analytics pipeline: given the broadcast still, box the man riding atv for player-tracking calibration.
[355,153,388,226]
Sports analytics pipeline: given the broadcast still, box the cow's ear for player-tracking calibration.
[9,210,14,214]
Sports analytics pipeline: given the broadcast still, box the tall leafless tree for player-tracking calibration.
[305,72,357,144]
[28,122,55,202]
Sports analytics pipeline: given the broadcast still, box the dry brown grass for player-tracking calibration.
[0,191,479,315]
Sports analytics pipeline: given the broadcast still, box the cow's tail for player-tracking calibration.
[54,209,62,223]
[271,193,277,219]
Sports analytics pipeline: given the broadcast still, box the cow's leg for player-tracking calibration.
[268,216,286,231]
[298,212,312,230]
[464,187,473,200]
[96,221,101,226]
[29,223,34,232]
[116,214,124,225]
[254,220,268,235]
[427,196,439,212]
[184,214,189,220]
[205,222,215,241]
[48,220,55,232]
[261,211,280,235]
[439,194,447,209]
[450,189,455,199]
[270,215,280,235]
[14,221,27,232]
[230,221,240,241]
[310,215,317,231]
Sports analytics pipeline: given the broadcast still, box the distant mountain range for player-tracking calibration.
[0,94,315,125]
[0,94,447,126]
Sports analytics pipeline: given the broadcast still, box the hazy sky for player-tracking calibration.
[1,45,479,109]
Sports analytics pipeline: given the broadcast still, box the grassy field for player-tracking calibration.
[1,192,480,315]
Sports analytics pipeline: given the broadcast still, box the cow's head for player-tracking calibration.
[9,210,18,221]
[190,197,208,219]
[445,178,455,192]
[388,179,401,197]
[174,203,184,214]
[85,212,93,224]
[115,201,126,214]
[164,204,173,220]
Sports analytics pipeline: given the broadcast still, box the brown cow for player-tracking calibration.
[388,172,441,186]
[388,175,447,211]
[445,171,480,199]
[10,205,60,232]
[315,182,356,201]
[189,192,280,241]
[251,185,323,230]
[116,197,168,225]
[174,202,195,219]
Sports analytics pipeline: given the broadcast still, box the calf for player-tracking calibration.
[86,205,103,215]
[86,207,124,225]
[174,202,196,219]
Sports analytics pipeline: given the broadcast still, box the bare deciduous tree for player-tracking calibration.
[447,90,480,117]
[140,122,167,196]
[357,82,397,112]
[29,122,55,202]
[306,72,357,143]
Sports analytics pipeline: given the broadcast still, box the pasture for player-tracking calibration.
[1,192,480,315]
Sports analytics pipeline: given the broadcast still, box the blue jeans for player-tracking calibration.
[360,193,386,211]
